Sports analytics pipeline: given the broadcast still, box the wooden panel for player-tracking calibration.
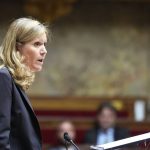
[30,96,148,120]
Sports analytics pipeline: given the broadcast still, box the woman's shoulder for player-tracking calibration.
[0,67,12,79]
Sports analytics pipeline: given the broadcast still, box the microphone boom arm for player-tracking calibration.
[64,132,80,150]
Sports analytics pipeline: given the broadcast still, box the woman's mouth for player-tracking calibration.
[37,59,44,64]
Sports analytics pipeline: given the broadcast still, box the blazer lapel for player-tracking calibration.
[114,127,118,141]
[16,86,42,141]
[20,88,33,108]
[17,86,35,113]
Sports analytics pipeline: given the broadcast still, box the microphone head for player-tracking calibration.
[64,132,71,142]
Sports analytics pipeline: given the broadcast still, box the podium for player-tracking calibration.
[90,132,150,150]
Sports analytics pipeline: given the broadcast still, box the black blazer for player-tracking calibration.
[84,126,130,145]
[0,67,42,150]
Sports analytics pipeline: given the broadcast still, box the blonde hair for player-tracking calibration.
[0,17,49,90]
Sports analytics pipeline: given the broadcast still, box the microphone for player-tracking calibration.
[64,132,80,150]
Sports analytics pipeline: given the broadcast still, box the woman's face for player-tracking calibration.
[18,33,47,72]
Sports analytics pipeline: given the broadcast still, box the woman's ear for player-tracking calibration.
[16,42,22,51]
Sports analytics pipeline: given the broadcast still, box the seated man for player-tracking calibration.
[84,102,130,145]
[49,120,76,150]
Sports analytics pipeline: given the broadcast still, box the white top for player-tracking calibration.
[96,128,114,145]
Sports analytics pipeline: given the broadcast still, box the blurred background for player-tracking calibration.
[0,0,150,149]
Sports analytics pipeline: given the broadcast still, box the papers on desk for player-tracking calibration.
[90,132,150,150]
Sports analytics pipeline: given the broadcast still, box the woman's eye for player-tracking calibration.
[34,42,41,47]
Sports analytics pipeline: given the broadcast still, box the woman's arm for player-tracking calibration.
[0,69,12,149]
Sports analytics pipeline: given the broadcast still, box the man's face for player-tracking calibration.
[97,108,116,130]
[57,122,75,143]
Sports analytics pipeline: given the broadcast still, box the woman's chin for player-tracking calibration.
[31,67,42,72]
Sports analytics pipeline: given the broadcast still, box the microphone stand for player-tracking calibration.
[64,140,68,150]
[64,132,80,150]
[69,140,80,150]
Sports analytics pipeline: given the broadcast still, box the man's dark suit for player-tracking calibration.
[84,126,130,145]
[0,67,42,150]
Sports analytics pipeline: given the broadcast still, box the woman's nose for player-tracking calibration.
[40,46,47,55]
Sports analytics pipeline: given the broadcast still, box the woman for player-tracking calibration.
[0,17,49,149]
